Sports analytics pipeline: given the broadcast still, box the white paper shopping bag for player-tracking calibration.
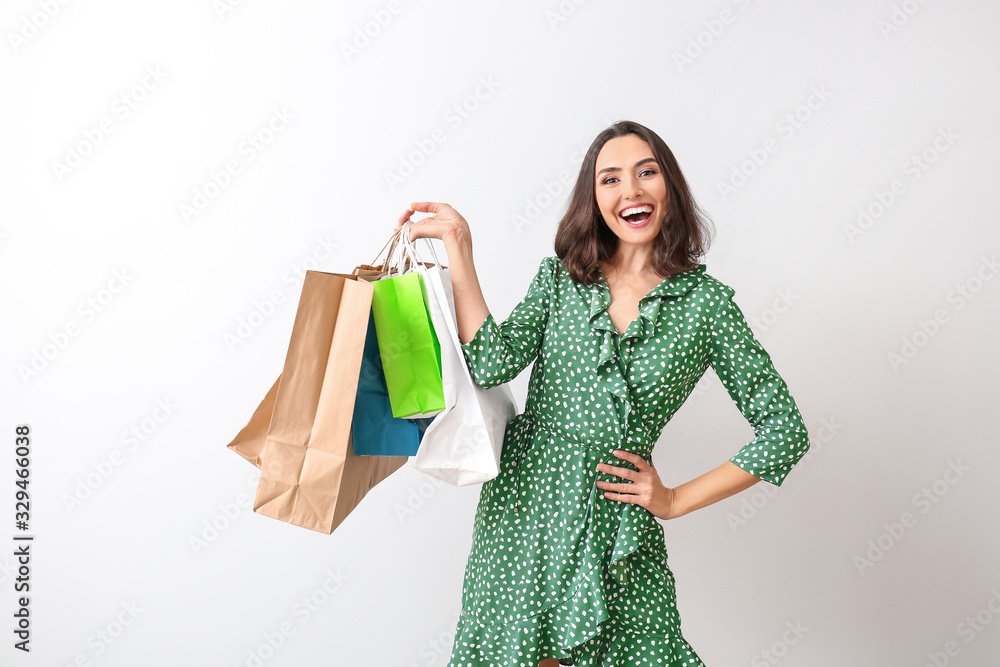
[397,224,519,486]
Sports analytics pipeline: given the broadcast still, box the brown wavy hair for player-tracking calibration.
[553,120,714,285]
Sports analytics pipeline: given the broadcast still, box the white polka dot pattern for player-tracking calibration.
[446,255,810,666]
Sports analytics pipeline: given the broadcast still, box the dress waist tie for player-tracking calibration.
[510,410,656,585]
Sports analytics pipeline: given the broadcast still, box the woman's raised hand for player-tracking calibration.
[395,201,486,343]
[395,201,472,249]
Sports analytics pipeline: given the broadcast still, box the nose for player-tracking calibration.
[623,175,643,199]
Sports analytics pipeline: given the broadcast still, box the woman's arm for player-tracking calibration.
[661,461,760,520]
[707,286,811,486]
[396,202,489,344]
[399,201,557,390]
[442,230,490,346]
[597,453,761,521]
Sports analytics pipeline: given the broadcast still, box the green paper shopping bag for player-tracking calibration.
[370,228,446,419]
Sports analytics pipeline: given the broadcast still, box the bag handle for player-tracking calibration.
[387,229,417,278]
[399,220,443,269]
[384,220,442,278]
[364,223,412,275]
[384,226,413,278]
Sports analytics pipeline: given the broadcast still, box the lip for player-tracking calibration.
[618,202,655,228]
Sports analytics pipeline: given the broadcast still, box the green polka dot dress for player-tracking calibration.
[448,255,810,666]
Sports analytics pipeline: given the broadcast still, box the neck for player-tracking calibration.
[604,247,657,279]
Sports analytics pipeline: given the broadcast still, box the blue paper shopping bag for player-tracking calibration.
[353,310,435,456]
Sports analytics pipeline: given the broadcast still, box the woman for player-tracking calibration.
[395,120,810,667]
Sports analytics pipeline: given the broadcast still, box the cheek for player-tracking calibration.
[595,195,614,216]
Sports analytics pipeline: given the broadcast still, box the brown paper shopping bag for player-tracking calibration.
[250,270,408,534]
[226,372,407,533]
[227,375,280,468]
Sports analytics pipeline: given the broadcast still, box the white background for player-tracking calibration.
[2,1,999,665]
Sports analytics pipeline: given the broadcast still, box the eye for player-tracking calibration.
[640,168,658,177]
[600,176,619,185]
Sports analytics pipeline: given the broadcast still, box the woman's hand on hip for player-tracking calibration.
[596,450,681,520]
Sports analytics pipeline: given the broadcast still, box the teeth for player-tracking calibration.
[620,205,653,218]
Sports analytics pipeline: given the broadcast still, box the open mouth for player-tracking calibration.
[619,204,653,226]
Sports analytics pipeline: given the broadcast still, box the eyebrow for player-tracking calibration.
[596,157,658,176]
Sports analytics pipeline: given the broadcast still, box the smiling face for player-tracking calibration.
[594,133,669,250]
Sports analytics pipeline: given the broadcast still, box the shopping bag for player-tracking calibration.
[226,375,280,468]
[397,222,519,486]
[352,308,435,456]
[226,249,400,468]
[354,234,437,453]
[370,233,446,419]
[251,269,409,534]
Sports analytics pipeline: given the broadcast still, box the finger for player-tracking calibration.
[599,464,637,482]
[402,219,422,242]
[410,201,445,213]
[602,491,635,504]
[598,481,638,493]
[612,449,650,470]
[403,217,441,242]
[396,208,414,227]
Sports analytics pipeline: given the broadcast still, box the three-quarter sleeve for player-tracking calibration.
[708,286,810,486]
[459,256,557,389]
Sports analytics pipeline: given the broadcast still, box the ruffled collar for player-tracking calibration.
[588,264,707,345]
[582,263,707,444]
